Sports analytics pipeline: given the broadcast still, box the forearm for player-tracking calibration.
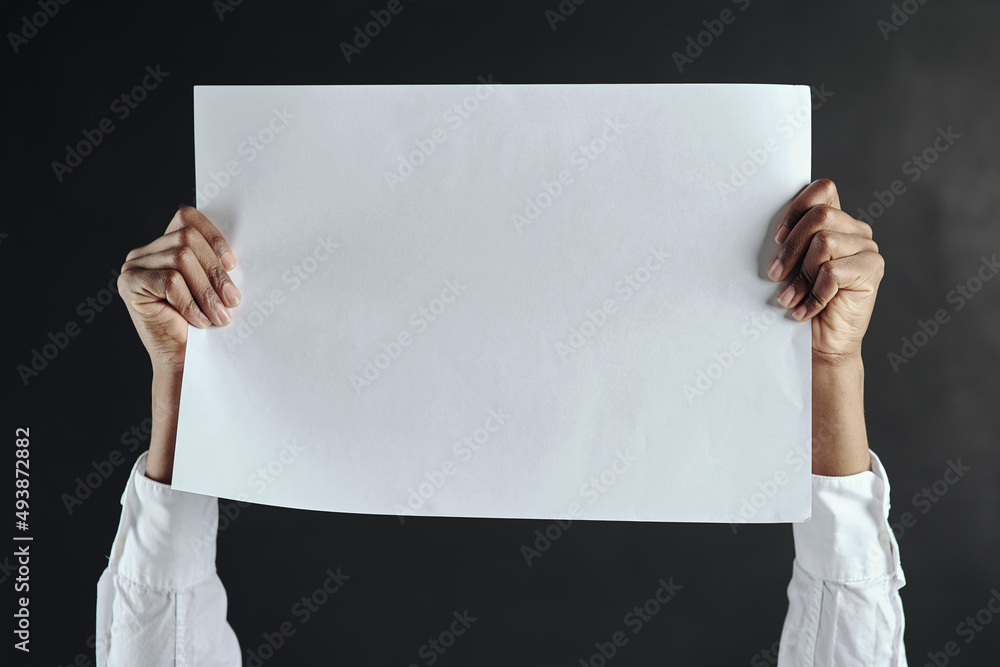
[779,353,907,665]
[811,351,870,476]
[145,367,183,484]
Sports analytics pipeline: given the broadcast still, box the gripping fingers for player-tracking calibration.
[118,267,213,328]
[768,205,870,282]
[777,232,878,310]
[158,269,216,328]
[123,247,232,327]
[129,225,241,310]
[788,252,884,321]
[165,206,237,271]
[774,178,842,245]
[169,226,241,308]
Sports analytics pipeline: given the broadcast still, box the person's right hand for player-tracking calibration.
[118,206,241,373]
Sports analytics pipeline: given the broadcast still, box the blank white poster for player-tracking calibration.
[171,83,812,523]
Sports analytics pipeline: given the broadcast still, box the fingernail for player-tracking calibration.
[775,225,788,244]
[194,308,212,327]
[221,251,236,270]
[778,284,796,306]
[792,304,807,320]
[223,282,241,306]
[767,258,782,280]
[216,303,232,324]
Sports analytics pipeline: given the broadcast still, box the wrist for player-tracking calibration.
[812,350,870,476]
[146,366,184,484]
[812,348,863,372]
[152,361,183,383]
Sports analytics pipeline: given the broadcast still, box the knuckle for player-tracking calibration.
[176,205,196,222]
[813,229,836,254]
[810,203,835,227]
[873,251,886,275]
[815,178,838,199]
[163,269,182,292]
[817,261,835,282]
[172,245,195,266]
[116,270,129,296]
[176,225,199,245]
[858,221,874,239]
[185,299,204,317]
[202,285,222,308]
[211,265,230,288]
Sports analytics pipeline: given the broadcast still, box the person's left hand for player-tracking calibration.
[767,178,885,364]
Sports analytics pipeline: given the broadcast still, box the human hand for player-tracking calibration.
[768,178,884,366]
[117,206,240,482]
[118,206,240,372]
[767,179,883,475]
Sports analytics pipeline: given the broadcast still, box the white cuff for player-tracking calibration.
[792,450,905,584]
[108,451,220,590]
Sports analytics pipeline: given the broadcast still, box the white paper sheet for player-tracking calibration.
[172,83,812,523]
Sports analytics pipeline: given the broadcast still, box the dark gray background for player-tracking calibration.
[4,0,998,664]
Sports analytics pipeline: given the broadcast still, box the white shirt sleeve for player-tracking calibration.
[97,448,906,665]
[96,450,242,667]
[778,449,907,666]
